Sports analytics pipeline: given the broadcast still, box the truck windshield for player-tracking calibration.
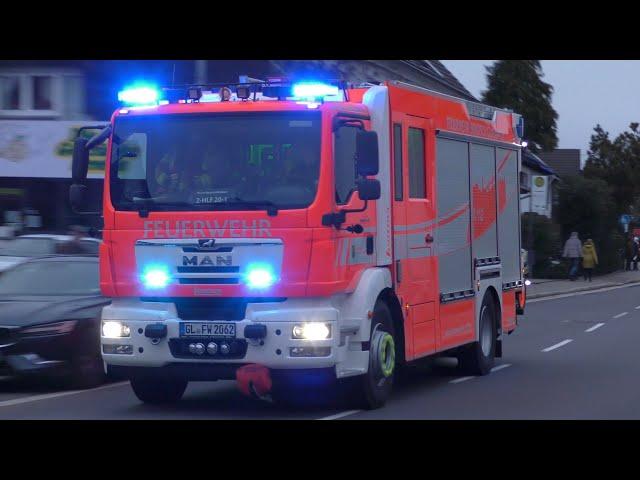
[109,111,321,212]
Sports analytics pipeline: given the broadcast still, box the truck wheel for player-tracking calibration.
[458,294,496,375]
[353,300,396,410]
[130,377,188,404]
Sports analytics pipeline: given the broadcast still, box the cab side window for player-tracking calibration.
[408,127,426,199]
[334,126,358,204]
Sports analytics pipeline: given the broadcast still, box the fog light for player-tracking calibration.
[290,346,331,357]
[207,342,218,355]
[103,344,133,355]
[102,321,130,338]
[292,323,331,340]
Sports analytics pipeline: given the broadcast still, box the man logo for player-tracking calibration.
[198,239,216,248]
[182,255,233,266]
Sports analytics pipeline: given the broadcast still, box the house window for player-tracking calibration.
[0,76,20,110]
[0,71,83,118]
[33,76,53,110]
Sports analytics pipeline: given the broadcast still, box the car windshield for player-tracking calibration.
[110,111,322,212]
[0,238,53,257]
[0,261,100,296]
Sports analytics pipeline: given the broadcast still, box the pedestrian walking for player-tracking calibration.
[562,231,582,281]
[633,237,640,271]
[581,238,598,282]
[625,236,635,271]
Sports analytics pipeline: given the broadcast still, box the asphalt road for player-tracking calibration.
[2,283,640,419]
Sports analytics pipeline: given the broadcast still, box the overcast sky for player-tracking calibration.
[442,60,640,162]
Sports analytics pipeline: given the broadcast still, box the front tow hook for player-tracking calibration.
[236,364,273,402]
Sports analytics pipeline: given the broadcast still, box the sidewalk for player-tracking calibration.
[527,270,640,299]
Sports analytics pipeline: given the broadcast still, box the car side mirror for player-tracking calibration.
[357,178,381,201]
[356,130,379,176]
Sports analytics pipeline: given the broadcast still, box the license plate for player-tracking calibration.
[179,322,236,338]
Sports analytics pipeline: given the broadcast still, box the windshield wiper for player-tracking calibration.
[225,197,279,216]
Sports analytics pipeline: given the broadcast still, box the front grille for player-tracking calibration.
[177,266,240,273]
[178,278,239,285]
[141,297,286,321]
[0,328,14,341]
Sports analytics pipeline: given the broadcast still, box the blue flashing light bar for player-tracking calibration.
[292,82,340,99]
[118,86,160,106]
[141,264,172,289]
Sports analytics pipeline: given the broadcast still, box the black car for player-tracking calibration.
[0,256,110,388]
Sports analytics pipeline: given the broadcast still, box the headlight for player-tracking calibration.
[102,321,131,338]
[21,320,77,336]
[292,323,331,340]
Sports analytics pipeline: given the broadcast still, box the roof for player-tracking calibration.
[523,150,556,176]
[536,149,581,178]
[268,60,478,102]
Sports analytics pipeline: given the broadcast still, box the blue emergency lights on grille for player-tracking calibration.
[141,265,172,288]
[118,86,160,106]
[243,263,277,289]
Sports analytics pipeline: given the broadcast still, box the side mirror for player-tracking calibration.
[72,137,89,183]
[69,184,88,213]
[356,130,379,177]
[357,178,381,201]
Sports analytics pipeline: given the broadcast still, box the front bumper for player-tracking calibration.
[101,298,368,375]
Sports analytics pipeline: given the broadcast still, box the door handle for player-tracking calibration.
[425,233,434,244]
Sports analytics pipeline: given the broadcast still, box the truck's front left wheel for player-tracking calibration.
[130,377,188,404]
[352,300,396,410]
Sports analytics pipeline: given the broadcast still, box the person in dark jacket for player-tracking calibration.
[625,237,635,271]
[562,232,582,281]
[633,237,640,271]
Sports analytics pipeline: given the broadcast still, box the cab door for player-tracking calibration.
[392,113,436,359]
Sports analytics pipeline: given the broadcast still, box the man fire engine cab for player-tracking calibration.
[70,79,526,409]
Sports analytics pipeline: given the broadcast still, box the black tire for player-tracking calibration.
[351,300,396,410]
[130,377,188,404]
[69,354,107,390]
[458,294,496,376]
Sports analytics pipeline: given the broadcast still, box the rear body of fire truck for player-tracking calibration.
[73,79,525,408]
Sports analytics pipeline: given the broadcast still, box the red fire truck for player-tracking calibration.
[70,78,526,409]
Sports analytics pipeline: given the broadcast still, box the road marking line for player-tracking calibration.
[491,364,512,372]
[541,339,573,352]
[318,409,361,421]
[585,323,605,333]
[449,376,474,384]
[0,381,128,409]
[636,306,640,310]
[613,312,628,319]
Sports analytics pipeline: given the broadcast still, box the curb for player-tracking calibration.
[528,279,640,299]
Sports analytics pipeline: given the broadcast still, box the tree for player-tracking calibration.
[583,123,640,216]
[555,175,622,273]
[481,61,558,152]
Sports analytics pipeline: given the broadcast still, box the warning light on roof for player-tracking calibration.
[292,82,339,99]
[117,86,159,106]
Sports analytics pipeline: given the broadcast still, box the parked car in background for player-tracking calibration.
[0,234,101,272]
[0,256,109,388]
